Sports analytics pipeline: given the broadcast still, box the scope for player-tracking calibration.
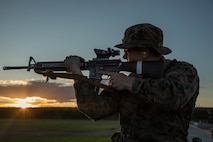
[94,48,120,59]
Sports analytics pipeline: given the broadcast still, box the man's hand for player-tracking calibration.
[34,69,56,79]
[64,56,84,75]
[99,71,135,91]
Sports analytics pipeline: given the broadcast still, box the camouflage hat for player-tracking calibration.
[114,23,172,55]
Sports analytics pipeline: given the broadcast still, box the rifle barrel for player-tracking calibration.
[3,66,31,70]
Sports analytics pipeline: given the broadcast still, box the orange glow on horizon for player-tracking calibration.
[14,97,35,108]
[6,96,77,108]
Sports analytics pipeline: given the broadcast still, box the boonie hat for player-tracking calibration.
[114,23,172,55]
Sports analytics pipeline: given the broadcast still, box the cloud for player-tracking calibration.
[0,80,76,107]
[0,96,16,104]
[0,80,30,86]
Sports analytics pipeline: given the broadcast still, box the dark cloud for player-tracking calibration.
[0,81,75,103]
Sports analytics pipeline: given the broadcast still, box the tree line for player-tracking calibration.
[0,107,212,122]
[0,107,118,120]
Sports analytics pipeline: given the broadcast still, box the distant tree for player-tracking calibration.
[192,108,209,122]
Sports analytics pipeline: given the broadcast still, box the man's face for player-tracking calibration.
[123,47,150,62]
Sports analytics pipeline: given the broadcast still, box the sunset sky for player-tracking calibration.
[0,0,213,108]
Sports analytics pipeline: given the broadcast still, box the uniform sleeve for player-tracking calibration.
[74,81,119,121]
[130,61,199,111]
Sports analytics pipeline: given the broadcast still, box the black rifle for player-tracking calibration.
[3,48,163,91]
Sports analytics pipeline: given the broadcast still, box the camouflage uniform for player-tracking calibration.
[74,24,199,142]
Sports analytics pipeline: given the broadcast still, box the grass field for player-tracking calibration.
[0,119,120,142]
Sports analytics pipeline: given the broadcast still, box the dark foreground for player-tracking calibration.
[0,119,212,142]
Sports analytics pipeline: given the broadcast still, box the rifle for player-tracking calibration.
[3,48,163,92]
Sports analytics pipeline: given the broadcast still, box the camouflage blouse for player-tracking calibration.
[74,59,199,142]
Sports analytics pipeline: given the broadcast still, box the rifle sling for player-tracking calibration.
[52,73,117,93]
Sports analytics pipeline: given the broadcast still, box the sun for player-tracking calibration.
[14,97,34,108]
